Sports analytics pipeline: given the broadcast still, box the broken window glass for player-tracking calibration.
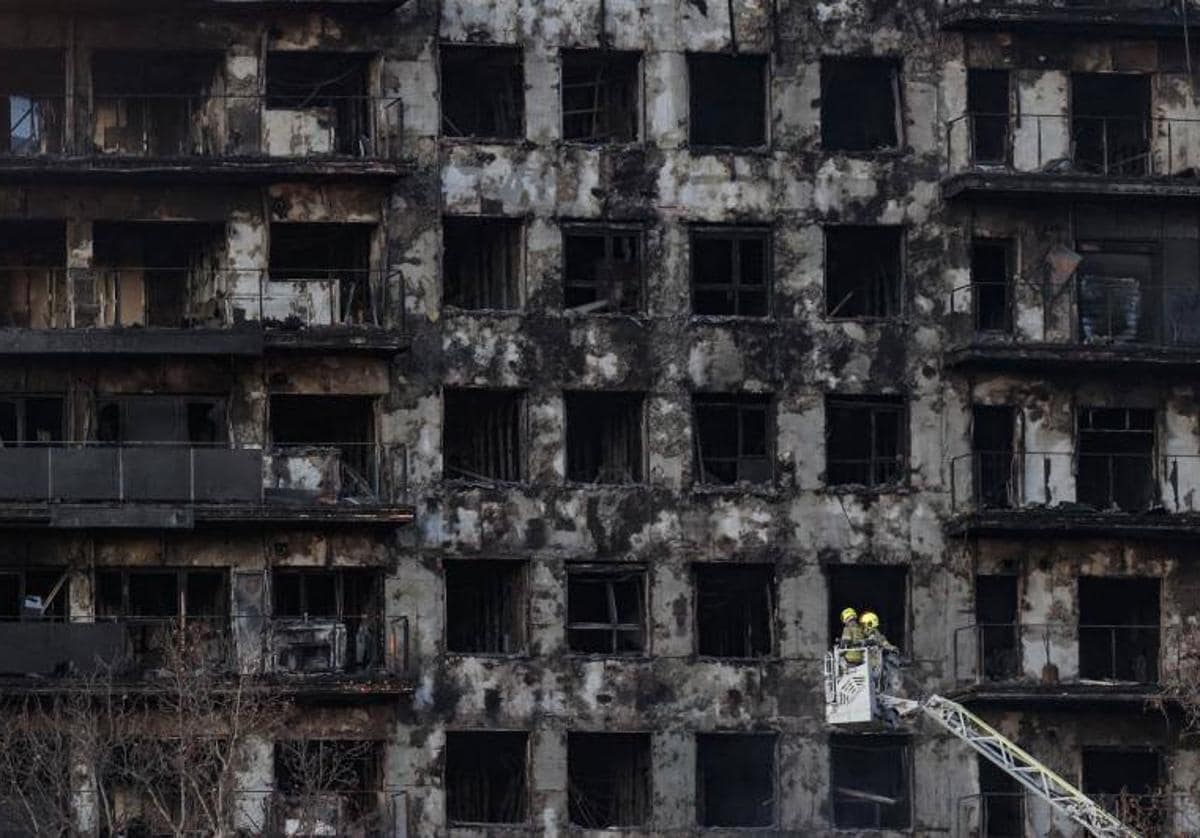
[0,49,65,155]
[443,216,523,310]
[445,731,528,824]
[688,54,767,148]
[691,227,770,317]
[1076,407,1156,511]
[0,568,68,619]
[693,394,772,485]
[694,564,774,658]
[265,52,371,156]
[445,561,526,654]
[568,733,650,827]
[825,226,903,318]
[826,565,906,653]
[563,225,642,314]
[566,565,645,654]
[825,396,906,488]
[1078,576,1160,682]
[443,389,523,482]
[441,46,524,139]
[561,50,639,143]
[1072,73,1150,176]
[968,69,1010,165]
[696,734,775,827]
[831,735,911,829]
[565,392,644,483]
[822,58,900,152]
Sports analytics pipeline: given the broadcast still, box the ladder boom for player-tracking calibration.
[908,694,1140,838]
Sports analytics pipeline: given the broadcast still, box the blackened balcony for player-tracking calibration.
[947,276,1200,374]
[953,621,1176,697]
[941,0,1200,35]
[956,792,1200,838]
[948,450,1200,536]
[0,93,407,180]
[942,112,1200,200]
[0,442,411,528]
[0,267,406,355]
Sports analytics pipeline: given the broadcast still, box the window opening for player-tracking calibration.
[563,225,642,314]
[692,393,772,485]
[691,227,770,317]
[565,392,644,483]
[443,217,522,310]
[567,733,650,827]
[441,46,524,139]
[825,226,903,318]
[830,735,911,829]
[561,50,639,143]
[1079,576,1160,682]
[694,564,774,658]
[443,389,523,482]
[445,731,528,824]
[445,561,526,654]
[825,395,906,488]
[566,565,645,654]
[696,733,775,828]
[1076,407,1156,511]
[687,53,767,148]
[821,58,900,152]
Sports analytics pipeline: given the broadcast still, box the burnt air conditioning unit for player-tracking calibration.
[271,620,347,674]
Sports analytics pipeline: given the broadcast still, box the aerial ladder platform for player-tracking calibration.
[824,648,1140,838]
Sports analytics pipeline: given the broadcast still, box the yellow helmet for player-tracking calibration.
[840,607,858,623]
[860,611,880,630]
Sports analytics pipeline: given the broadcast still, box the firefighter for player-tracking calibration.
[861,611,901,701]
[838,607,865,664]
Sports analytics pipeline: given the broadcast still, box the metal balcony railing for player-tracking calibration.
[0,267,404,332]
[948,450,1200,515]
[0,614,410,680]
[945,112,1200,180]
[953,622,1174,686]
[956,791,1200,838]
[949,278,1200,348]
[0,93,405,160]
[0,442,407,506]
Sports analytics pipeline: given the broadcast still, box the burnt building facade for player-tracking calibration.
[0,0,1198,835]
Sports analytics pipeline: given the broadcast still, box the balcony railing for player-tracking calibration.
[956,791,1200,838]
[953,622,1175,687]
[948,450,1200,515]
[945,112,1200,181]
[0,442,406,506]
[0,614,409,680]
[0,267,403,332]
[0,93,405,160]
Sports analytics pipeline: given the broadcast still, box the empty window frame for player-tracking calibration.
[696,733,776,828]
[825,396,907,489]
[566,564,645,655]
[968,69,1010,165]
[1078,576,1160,682]
[274,739,381,795]
[445,561,527,654]
[562,224,643,314]
[0,50,66,155]
[978,756,1023,838]
[821,57,901,152]
[95,568,226,618]
[441,45,524,140]
[975,574,1019,681]
[565,392,644,484]
[694,564,774,658]
[1081,748,1163,826]
[561,50,639,143]
[0,396,64,445]
[443,217,523,310]
[265,52,371,156]
[96,396,225,444]
[1076,241,1160,344]
[445,731,528,824]
[830,735,911,829]
[1076,407,1156,511]
[443,389,523,482]
[1071,73,1151,176]
[0,568,68,619]
[691,227,770,317]
[972,404,1016,509]
[971,239,1014,333]
[825,226,903,318]
[687,53,767,148]
[826,565,907,653]
[568,733,650,827]
[272,569,381,618]
[0,220,65,328]
[692,394,772,485]
[269,223,372,279]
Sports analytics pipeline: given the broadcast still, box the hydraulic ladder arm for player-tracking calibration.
[884,694,1140,838]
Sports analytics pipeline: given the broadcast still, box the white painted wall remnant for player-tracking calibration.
[1014,71,1069,172]
[263,107,335,156]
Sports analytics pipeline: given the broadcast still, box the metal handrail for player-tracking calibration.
[953,622,1171,686]
[0,266,404,332]
[0,441,407,505]
[945,111,1200,179]
[0,92,405,159]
